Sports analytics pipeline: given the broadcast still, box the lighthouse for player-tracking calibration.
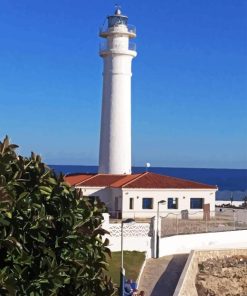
[98,7,137,174]
[66,8,217,226]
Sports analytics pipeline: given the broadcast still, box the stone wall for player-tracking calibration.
[173,248,247,296]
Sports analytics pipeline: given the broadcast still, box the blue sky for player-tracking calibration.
[0,0,246,169]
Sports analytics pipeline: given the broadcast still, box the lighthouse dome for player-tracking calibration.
[107,8,128,28]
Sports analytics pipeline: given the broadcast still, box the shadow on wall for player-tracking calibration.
[82,188,112,210]
[150,254,188,296]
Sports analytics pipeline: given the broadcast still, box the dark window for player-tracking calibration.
[142,198,153,209]
[168,198,178,209]
[108,16,128,27]
[129,198,134,210]
[190,198,204,209]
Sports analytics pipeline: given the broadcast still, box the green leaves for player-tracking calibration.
[0,136,115,296]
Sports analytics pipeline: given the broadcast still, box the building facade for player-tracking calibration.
[65,172,217,219]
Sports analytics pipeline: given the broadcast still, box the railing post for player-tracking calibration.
[176,214,178,235]
[153,216,157,258]
[233,210,236,230]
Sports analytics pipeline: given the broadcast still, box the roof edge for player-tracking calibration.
[121,172,149,188]
[75,174,98,186]
[145,172,218,189]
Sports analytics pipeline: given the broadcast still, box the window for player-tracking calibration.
[190,198,204,209]
[129,198,134,210]
[142,198,153,209]
[168,198,178,209]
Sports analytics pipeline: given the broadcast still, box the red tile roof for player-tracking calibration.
[78,174,132,187]
[110,174,141,188]
[122,172,217,189]
[65,172,217,189]
[64,174,94,186]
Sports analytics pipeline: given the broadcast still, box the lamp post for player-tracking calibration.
[156,200,166,258]
[120,218,135,296]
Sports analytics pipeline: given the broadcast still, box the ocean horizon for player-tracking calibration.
[49,165,247,201]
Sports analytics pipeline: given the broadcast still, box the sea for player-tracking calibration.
[49,165,247,202]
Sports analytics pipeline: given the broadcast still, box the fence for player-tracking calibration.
[160,208,247,237]
[102,213,153,256]
[108,222,152,237]
[99,24,136,36]
[102,210,247,258]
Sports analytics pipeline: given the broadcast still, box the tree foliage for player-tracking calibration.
[0,136,114,295]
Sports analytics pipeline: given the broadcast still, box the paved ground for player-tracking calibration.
[138,254,188,296]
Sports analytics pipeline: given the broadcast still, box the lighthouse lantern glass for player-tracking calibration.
[108,16,128,28]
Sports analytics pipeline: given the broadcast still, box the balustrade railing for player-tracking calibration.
[107,208,247,237]
[99,24,136,36]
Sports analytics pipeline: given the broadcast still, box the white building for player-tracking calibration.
[65,172,217,219]
[66,8,218,218]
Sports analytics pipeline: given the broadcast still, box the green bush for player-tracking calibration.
[0,136,114,295]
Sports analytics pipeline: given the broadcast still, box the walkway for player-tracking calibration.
[138,254,188,296]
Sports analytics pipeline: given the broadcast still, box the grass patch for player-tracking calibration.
[106,251,145,287]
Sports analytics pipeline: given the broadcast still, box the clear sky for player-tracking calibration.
[0,0,246,169]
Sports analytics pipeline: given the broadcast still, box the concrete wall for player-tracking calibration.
[102,213,153,257]
[121,188,216,219]
[106,236,152,257]
[159,230,247,257]
[174,248,247,296]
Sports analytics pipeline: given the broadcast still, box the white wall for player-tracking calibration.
[77,186,217,219]
[98,23,137,175]
[159,230,247,257]
[110,188,122,214]
[121,188,216,219]
[102,213,153,257]
[78,186,112,209]
[107,236,152,257]
[77,186,123,214]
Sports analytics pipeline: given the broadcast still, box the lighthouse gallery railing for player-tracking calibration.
[99,24,136,36]
[99,41,136,52]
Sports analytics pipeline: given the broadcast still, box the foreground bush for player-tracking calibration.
[0,136,114,295]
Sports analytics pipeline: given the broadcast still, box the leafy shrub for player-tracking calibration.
[0,136,114,295]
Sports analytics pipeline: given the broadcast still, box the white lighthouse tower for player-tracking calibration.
[98,7,137,175]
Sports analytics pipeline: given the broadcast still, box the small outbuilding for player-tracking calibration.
[65,172,217,219]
